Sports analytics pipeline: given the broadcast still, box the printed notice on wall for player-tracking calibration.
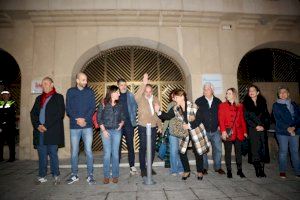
[31,79,43,94]
[202,74,223,95]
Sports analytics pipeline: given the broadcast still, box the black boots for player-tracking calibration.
[237,169,246,178]
[254,162,266,178]
[259,163,266,178]
[254,162,260,177]
[227,170,232,178]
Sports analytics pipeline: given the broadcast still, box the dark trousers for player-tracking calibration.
[180,137,204,173]
[249,128,266,163]
[224,140,242,171]
[0,128,15,160]
[138,125,157,172]
[120,122,135,167]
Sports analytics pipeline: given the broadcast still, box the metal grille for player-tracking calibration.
[238,48,299,101]
[82,46,185,151]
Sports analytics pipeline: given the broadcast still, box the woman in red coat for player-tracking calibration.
[218,88,247,178]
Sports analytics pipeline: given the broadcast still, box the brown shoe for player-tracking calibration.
[215,169,226,175]
[103,178,109,184]
[112,177,118,183]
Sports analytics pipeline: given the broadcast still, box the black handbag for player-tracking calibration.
[225,109,238,140]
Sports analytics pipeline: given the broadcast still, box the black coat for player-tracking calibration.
[243,96,270,163]
[195,96,221,132]
[244,96,270,130]
[30,93,65,147]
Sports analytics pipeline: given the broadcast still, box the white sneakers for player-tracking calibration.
[130,166,138,175]
[36,177,47,184]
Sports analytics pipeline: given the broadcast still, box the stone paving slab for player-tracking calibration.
[0,155,300,200]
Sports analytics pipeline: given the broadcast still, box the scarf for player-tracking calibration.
[277,98,295,119]
[40,87,56,108]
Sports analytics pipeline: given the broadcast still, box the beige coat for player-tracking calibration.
[135,83,162,129]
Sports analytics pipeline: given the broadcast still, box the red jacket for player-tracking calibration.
[218,102,247,141]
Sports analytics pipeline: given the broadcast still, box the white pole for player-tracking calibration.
[143,123,156,185]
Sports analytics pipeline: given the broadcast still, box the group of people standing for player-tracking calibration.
[29,72,300,185]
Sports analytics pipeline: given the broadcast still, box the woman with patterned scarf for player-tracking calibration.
[154,89,205,180]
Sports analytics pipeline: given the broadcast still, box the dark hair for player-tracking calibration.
[104,85,119,104]
[117,78,126,84]
[173,89,188,115]
[169,89,178,102]
[173,89,187,102]
[243,84,267,110]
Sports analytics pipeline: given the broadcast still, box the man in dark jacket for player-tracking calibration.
[30,77,65,185]
[117,78,138,175]
[195,82,225,175]
[66,72,96,185]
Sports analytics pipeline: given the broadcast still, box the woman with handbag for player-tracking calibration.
[243,85,270,178]
[154,89,205,180]
[161,89,184,176]
[218,88,247,178]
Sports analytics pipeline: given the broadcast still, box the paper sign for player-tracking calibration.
[31,79,43,94]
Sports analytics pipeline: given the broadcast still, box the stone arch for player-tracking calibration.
[72,37,192,94]
[237,41,300,108]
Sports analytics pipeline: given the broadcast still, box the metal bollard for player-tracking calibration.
[143,123,156,185]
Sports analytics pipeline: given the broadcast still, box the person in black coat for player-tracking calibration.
[30,77,65,184]
[243,85,270,178]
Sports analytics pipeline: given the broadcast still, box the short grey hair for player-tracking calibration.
[203,82,215,91]
[277,86,289,98]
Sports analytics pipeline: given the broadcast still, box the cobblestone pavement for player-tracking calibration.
[0,152,299,200]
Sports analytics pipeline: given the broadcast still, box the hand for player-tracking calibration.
[287,127,296,136]
[37,125,45,133]
[256,126,264,132]
[154,103,160,113]
[182,123,189,130]
[143,73,148,85]
[221,131,227,141]
[102,130,110,138]
[157,128,162,134]
[76,118,86,127]
[78,121,87,127]
[244,133,248,138]
[117,121,124,130]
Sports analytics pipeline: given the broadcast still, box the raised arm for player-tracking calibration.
[135,73,148,103]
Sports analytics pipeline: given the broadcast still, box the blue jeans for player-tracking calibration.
[101,129,122,178]
[37,133,59,177]
[169,134,183,174]
[203,130,222,170]
[70,128,94,176]
[277,135,300,175]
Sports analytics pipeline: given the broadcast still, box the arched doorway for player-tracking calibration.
[0,49,21,148]
[81,46,185,151]
[237,48,299,110]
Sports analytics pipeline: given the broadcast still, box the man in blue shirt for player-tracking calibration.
[66,72,96,185]
[117,78,138,175]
